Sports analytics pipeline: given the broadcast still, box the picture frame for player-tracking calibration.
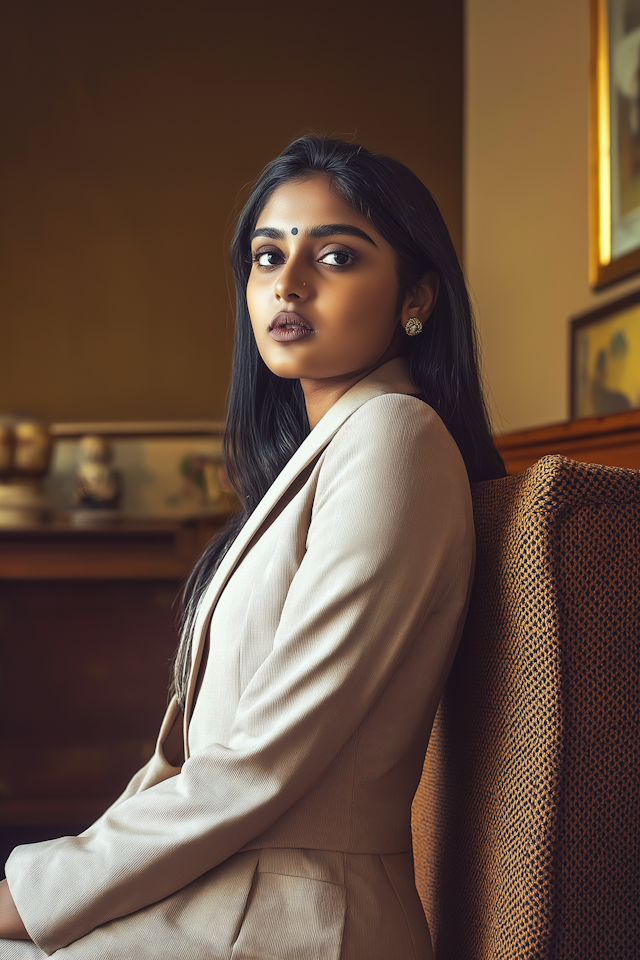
[45,420,234,520]
[570,289,640,417]
[590,0,640,287]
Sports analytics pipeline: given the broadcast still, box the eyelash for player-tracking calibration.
[250,246,359,270]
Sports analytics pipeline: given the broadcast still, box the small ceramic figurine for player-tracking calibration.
[0,418,52,526]
[13,421,53,477]
[71,435,121,511]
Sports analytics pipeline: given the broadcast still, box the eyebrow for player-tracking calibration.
[249,223,378,247]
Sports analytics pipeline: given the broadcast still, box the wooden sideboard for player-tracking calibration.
[0,516,228,871]
[495,407,640,474]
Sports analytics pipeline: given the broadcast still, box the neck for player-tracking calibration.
[300,346,403,430]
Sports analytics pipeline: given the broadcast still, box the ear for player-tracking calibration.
[399,270,440,332]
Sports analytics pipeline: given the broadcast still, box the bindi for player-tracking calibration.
[291,227,298,235]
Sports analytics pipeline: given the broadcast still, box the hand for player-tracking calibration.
[0,879,30,939]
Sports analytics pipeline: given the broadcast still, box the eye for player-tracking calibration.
[318,249,356,267]
[252,249,284,268]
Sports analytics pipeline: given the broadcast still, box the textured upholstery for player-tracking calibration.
[412,455,640,959]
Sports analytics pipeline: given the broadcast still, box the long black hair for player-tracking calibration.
[172,136,505,707]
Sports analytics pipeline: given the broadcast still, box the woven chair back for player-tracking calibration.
[412,455,640,959]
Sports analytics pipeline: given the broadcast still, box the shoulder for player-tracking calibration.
[310,393,473,580]
[350,391,452,438]
[324,393,467,481]
[315,393,471,521]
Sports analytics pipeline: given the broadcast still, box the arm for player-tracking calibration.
[6,397,473,954]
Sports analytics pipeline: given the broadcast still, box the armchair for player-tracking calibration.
[413,455,640,959]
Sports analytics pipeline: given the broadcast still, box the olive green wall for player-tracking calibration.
[0,0,463,423]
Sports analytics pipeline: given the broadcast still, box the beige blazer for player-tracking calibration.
[4,358,475,960]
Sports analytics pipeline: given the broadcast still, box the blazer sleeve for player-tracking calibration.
[6,395,474,955]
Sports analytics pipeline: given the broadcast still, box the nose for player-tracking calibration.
[274,255,309,302]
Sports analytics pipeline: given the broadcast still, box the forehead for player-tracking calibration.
[255,175,374,234]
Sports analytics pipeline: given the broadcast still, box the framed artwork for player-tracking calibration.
[571,289,640,417]
[46,420,235,520]
[590,0,640,286]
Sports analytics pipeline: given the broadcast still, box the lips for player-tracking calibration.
[268,311,315,342]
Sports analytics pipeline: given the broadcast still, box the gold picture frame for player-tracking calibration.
[590,0,640,287]
[570,289,640,417]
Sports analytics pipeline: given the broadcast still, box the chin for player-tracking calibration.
[259,350,308,381]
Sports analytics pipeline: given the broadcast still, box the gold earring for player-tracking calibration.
[405,317,423,337]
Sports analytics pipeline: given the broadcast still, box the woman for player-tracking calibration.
[0,137,504,959]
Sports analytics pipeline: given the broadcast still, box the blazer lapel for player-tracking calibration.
[182,358,416,747]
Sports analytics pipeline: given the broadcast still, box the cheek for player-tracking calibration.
[327,272,398,332]
[246,277,266,332]
[245,276,258,316]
